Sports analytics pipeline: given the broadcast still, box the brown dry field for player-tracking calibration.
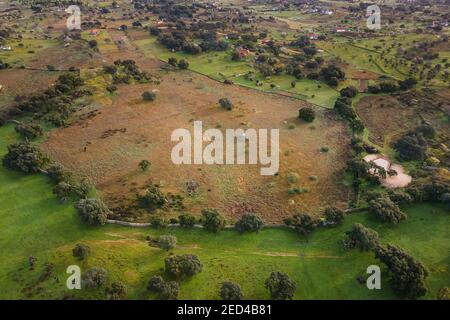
[356,91,450,147]
[0,69,60,98]
[39,28,352,223]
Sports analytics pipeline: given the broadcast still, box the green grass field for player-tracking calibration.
[133,37,340,108]
[0,124,448,300]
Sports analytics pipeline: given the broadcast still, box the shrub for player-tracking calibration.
[88,40,98,48]
[201,208,226,233]
[72,244,91,260]
[287,172,299,184]
[2,142,48,173]
[75,198,110,225]
[220,281,243,300]
[148,275,165,292]
[105,281,127,300]
[342,223,379,251]
[82,267,107,288]
[142,91,156,101]
[160,281,179,300]
[53,181,75,202]
[138,159,151,171]
[179,213,196,228]
[235,213,264,233]
[298,107,315,122]
[46,163,71,183]
[149,215,168,229]
[178,59,189,69]
[219,98,233,110]
[284,213,319,235]
[265,271,296,300]
[375,244,428,299]
[138,185,168,209]
[156,235,177,251]
[394,133,427,161]
[340,86,358,98]
[168,57,178,67]
[164,254,203,278]
[15,123,43,139]
[324,207,345,225]
[369,197,407,224]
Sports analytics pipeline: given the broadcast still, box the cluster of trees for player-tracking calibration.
[17,73,85,126]
[375,244,428,299]
[394,124,435,162]
[157,29,228,55]
[2,141,48,173]
[368,77,417,94]
[319,64,346,87]
[104,60,151,84]
[284,207,346,235]
[334,95,364,134]
[14,123,44,140]
[81,266,126,299]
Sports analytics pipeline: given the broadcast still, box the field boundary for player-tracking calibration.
[106,207,368,229]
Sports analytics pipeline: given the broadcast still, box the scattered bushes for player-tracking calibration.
[235,213,264,233]
[201,208,226,233]
[164,254,203,278]
[220,281,243,300]
[75,198,110,225]
[265,271,297,300]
